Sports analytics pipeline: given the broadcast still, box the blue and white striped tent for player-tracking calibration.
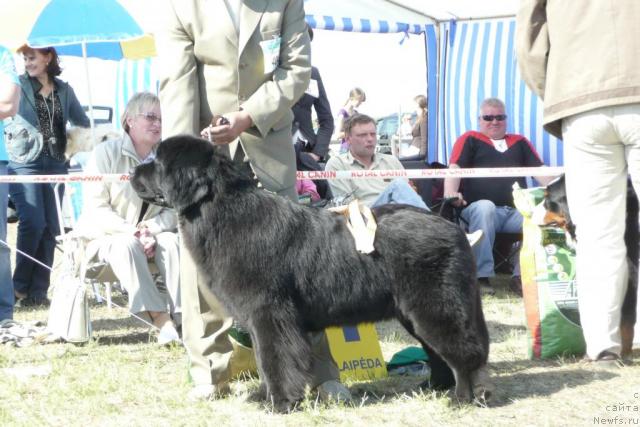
[433,19,562,166]
[303,0,431,35]
[113,57,157,130]
[111,1,561,165]
[305,0,562,167]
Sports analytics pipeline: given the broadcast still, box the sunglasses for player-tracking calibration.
[138,112,162,124]
[480,114,507,122]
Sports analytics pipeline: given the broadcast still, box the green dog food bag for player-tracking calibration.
[513,184,586,359]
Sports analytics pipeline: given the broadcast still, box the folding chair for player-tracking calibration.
[493,232,522,275]
[399,159,439,208]
[54,178,117,309]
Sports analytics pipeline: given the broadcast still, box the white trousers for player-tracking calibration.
[98,231,181,315]
[562,103,640,359]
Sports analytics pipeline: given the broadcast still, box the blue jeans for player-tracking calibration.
[8,155,67,300]
[0,162,13,320]
[371,178,429,210]
[460,200,522,278]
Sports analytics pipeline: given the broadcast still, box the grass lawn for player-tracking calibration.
[2,225,639,426]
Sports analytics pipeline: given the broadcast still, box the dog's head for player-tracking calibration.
[130,135,255,213]
[541,174,577,240]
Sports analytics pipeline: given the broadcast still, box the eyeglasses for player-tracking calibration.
[480,114,507,122]
[138,112,162,124]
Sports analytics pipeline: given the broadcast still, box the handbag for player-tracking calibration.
[3,114,44,163]
[46,272,91,344]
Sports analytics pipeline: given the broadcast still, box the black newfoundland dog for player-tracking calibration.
[131,135,491,411]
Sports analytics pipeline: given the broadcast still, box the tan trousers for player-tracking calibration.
[181,153,339,388]
[563,104,640,359]
[98,231,181,315]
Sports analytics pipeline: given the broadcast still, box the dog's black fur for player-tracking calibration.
[544,175,638,358]
[131,135,490,411]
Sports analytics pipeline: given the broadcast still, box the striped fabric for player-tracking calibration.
[304,0,432,34]
[307,15,427,35]
[433,19,562,166]
[113,57,157,129]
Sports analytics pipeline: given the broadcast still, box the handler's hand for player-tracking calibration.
[200,111,253,145]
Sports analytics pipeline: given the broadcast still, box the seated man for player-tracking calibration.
[325,114,483,247]
[324,113,430,210]
[74,92,181,344]
[444,97,553,295]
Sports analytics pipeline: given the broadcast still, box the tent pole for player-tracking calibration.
[81,41,96,142]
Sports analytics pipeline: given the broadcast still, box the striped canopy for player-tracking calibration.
[303,0,433,34]
[301,1,560,166]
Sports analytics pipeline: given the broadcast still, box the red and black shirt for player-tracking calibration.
[450,131,543,208]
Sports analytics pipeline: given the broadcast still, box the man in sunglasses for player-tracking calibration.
[444,98,552,296]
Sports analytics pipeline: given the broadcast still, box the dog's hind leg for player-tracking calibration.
[396,294,490,403]
[397,316,455,391]
[247,309,312,413]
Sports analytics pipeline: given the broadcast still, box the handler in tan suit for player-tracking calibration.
[157,0,349,401]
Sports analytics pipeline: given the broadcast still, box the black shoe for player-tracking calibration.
[478,277,495,296]
[509,276,523,297]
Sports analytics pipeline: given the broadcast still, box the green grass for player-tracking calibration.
[3,223,640,426]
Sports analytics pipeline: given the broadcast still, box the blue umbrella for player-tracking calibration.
[1,0,145,50]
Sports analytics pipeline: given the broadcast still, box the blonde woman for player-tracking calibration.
[75,92,180,344]
[334,87,366,153]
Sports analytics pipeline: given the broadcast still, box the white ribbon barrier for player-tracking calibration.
[0,166,565,184]
[297,166,564,180]
[0,173,130,183]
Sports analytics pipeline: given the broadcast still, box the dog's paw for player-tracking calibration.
[265,395,299,414]
[471,366,494,404]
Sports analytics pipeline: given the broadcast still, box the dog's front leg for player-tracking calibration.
[248,309,312,413]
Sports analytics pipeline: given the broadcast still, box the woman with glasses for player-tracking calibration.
[74,92,181,344]
[9,46,89,307]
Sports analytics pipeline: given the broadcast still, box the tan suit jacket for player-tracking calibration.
[516,0,640,138]
[157,0,311,195]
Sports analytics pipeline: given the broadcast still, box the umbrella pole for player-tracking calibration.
[81,41,96,142]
